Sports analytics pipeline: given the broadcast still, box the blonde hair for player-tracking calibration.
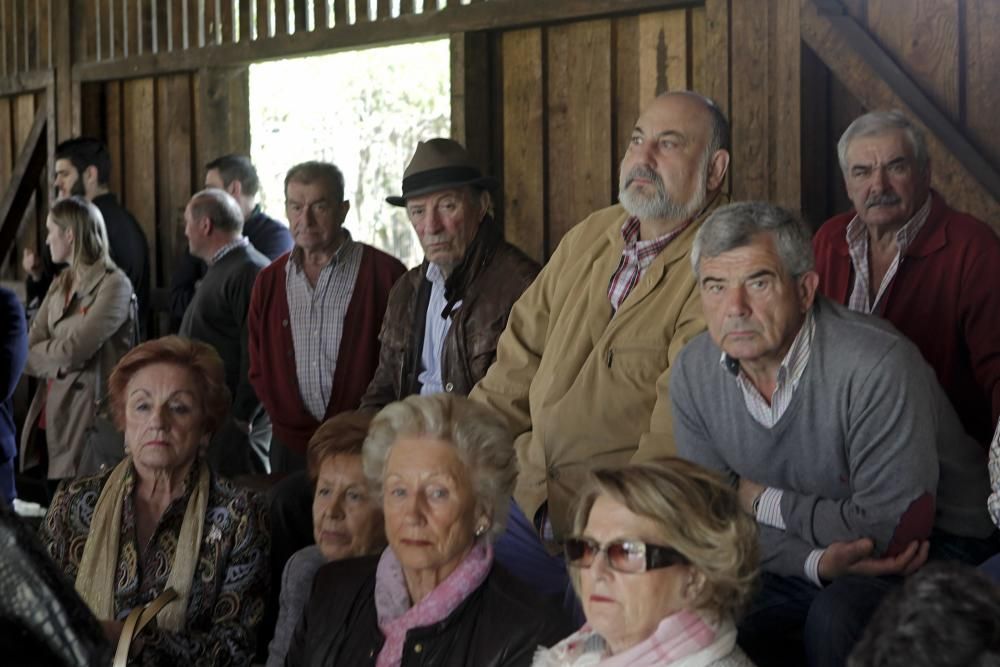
[48,196,114,273]
[570,459,759,622]
[362,394,516,541]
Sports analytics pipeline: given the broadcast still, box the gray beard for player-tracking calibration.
[618,158,709,224]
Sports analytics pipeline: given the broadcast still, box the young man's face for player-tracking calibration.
[54,159,86,199]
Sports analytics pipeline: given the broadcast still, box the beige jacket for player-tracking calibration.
[470,201,720,538]
[21,262,134,478]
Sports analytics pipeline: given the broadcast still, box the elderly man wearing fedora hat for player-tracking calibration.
[358,138,540,409]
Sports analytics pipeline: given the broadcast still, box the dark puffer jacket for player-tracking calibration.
[285,555,573,667]
[360,218,540,410]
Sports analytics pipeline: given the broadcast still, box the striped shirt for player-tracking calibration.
[846,196,931,314]
[988,419,1000,528]
[208,236,249,265]
[607,216,692,312]
[284,233,363,421]
[418,263,462,395]
[722,309,824,584]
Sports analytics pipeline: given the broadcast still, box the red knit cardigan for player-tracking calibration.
[248,245,406,454]
[813,193,1000,447]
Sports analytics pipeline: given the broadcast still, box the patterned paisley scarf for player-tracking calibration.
[374,540,493,667]
[74,458,210,632]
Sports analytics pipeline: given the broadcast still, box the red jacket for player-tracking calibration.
[814,193,1000,447]
[248,246,406,454]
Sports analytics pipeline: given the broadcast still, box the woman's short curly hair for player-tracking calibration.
[570,459,759,622]
[107,336,231,437]
[362,394,516,541]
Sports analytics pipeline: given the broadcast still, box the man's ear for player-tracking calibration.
[705,149,730,192]
[799,271,820,313]
[83,165,100,192]
[227,179,243,199]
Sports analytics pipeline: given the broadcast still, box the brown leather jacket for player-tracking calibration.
[360,219,539,410]
[284,555,573,667]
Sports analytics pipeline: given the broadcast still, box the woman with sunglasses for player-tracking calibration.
[533,459,759,666]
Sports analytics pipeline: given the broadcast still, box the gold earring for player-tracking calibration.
[474,524,487,537]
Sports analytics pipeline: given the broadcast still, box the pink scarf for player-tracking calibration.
[374,541,493,667]
[533,609,719,667]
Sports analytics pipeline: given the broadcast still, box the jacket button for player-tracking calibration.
[414,643,423,653]
[548,467,559,481]
[282,319,289,327]
[444,382,454,392]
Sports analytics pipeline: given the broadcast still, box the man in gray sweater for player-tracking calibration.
[670,201,992,667]
[180,188,270,475]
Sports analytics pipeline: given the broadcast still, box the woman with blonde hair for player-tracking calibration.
[21,196,135,491]
[534,459,759,666]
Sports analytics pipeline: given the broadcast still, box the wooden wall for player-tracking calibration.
[0,90,48,276]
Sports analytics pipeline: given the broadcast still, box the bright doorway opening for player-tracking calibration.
[249,39,451,267]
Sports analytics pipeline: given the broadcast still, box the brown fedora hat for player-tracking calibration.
[386,138,497,207]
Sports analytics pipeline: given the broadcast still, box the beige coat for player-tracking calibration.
[21,262,134,478]
[470,201,721,538]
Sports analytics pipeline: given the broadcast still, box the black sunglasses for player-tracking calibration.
[564,536,690,574]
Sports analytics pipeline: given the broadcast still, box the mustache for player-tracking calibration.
[623,165,664,190]
[721,319,760,336]
[865,193,901,208]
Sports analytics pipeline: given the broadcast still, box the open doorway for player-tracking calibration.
[249,39,451,268]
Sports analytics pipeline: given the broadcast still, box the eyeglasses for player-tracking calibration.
[564,536,689,574]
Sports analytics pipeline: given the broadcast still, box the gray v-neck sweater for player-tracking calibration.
[671,297,991,580]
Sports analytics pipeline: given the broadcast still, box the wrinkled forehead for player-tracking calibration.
[634,94,713,144]
[845,128,913,164]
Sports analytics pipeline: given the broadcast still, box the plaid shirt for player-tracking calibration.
[607,216,693,312]
[208,236,249,265]
[284,233,363,421]
[846,196,932,314]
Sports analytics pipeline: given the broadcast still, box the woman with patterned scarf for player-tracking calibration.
[286,393,573,666]
[40,336,269,666]
[533,460,759,667]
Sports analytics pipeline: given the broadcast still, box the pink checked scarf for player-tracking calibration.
[374,541,493,667]
[533,609,719,667]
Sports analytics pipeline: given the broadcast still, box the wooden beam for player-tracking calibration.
[801,0,1000,223]
[0,104,46,268]
[73,0,695,82]
[0,69,52,97]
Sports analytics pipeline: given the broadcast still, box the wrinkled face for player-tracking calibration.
[124,363,207,475]
[406,188,485,273]
[383,436,482,580]
[698,234,817,369]
[53,158,86,199]
[285,179,350,254]
[618,95,715,224]
[312,453,385,561]
[578,495,696,654]
[45,216,73,265]
[843,130,930,230]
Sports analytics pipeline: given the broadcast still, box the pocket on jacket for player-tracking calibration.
[606,344,669,386]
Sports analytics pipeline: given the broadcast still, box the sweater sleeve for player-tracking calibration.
[959,234,1000,427]
[359,277,412,412]
[777,342,938,556]
[230,264,263,423]
[670,345,737,476]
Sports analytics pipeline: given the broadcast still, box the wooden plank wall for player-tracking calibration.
[0,91,47,277]
[804,0,1000,232]
[497,0,806,262]
[77,72,249,334]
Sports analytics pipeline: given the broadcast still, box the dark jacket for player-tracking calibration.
[170,207,293,331]
[360,219,540,410]
[92,193,151,334]
[0,287,27,506]
[285,555,573,667]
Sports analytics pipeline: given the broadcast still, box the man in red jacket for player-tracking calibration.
[248,161,405,473]
[813,110,1000,563]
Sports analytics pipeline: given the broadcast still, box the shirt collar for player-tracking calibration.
[426,261,447,287]
[620,215,695,252]
[288,229,353,275]
[844,194,932,255]
[208,236,249,266]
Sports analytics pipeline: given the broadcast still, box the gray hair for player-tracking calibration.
[691,201,815,279]
[837,110,929,175]
[362,394,517,541]
[188,188,244,235]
